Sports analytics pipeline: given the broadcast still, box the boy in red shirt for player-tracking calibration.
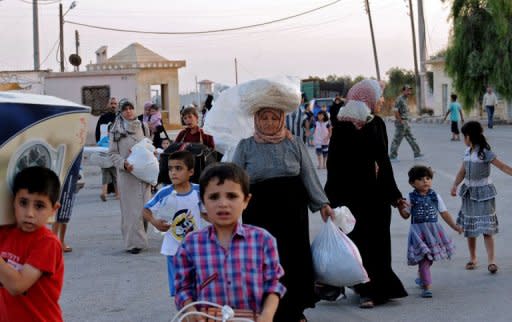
[0,166,64,322]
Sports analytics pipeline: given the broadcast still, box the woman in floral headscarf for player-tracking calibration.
[232,78,334,322]
[109,100,151,254]
[325,79,408,308]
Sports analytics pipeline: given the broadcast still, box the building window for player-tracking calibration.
[82,86,111,116]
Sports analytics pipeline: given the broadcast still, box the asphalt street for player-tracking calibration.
[61,121,512,322]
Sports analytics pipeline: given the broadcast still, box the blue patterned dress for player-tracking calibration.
[456,146,498,237]
[407,190,455,265]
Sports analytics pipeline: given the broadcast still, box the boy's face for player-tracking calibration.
[14,189,60,232]
[161,140,171,150]
[168,159,193,186]
[411,176,432,195]
[202,178,251,229]
[182,113,198,128]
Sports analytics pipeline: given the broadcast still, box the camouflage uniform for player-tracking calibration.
[389,95,422,159]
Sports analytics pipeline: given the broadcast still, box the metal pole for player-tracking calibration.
[59,3,65,72]
[75,30,80,71]
[234,58,239,85]
[365,0,380,81]
[32,0,40,70]
[408,0,421,113]
[417,0,427,111]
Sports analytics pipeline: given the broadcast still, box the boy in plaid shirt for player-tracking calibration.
[174,163,286,322]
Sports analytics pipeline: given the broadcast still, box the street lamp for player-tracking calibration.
[59,1,77,72]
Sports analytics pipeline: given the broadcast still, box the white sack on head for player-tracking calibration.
[337,100,374,130]
[203,85,253,157]
[239,77,301,115]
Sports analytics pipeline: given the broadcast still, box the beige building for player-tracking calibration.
[44,43,186,144]
[427,56,511,120]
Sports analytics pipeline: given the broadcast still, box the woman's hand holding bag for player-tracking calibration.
[311,217,369,287]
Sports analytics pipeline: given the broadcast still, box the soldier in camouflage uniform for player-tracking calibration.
[389,86,423,161]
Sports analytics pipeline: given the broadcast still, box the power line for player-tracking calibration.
[40,38,60,66]
[65,0,342,35]
[19,0,60,5]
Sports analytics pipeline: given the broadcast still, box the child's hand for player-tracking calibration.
[123,160,134,173]
[151,219,171,232]
[257,312,273,322]
[450,185,457,197]
[455,225,464,234]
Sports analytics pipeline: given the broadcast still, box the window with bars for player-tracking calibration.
[82,86,111,116]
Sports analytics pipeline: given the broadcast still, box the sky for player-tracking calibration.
[0,0,453,93]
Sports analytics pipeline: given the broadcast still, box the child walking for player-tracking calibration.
[443,94,464,141]
[399,165,462,298]
[451,121,512,274]
[173,163,286,321]
[0,167,64,322]
[142,151,205,297]
[313,110,331,169]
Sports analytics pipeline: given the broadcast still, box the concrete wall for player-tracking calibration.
[136,68,181,125]
[0,70,49,94]
[45,72,137,145]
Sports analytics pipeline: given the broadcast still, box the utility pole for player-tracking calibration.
[74,30,80,72]
[408,0,421,113]
[32,0,40,70]
[234,58,239,85]
[364,0,380,81]
[417,0,427,111]
[59,3,64,72]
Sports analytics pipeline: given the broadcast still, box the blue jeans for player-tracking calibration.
[167,256,175,297]
[486,105,495,128]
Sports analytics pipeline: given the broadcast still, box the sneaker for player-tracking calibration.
[421,289,433,298]
[414,154,425,160]
[389,157,399,163]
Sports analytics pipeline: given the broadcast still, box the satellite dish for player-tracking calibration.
[69,54,82,67]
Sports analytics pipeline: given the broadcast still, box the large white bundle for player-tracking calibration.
[203,86,253,157]
[126,138,159,185]
[203,77,301,159]
[311,219,369,287]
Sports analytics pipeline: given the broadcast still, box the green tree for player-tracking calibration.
[443,0,512,109]
[383,67,415,99]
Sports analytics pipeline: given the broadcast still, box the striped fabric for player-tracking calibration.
[457,146,498,237]
[174,224,286,313]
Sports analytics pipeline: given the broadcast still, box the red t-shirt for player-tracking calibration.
[0,225,64,322]
[175,128,215,149]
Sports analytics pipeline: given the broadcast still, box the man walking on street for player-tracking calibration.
[389,85,423,162]
[483,86,498,129]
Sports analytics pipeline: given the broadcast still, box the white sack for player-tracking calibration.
[203,85,253,156]
[126,138,159,185]
[311,219,369,287]
[333,206,356,234]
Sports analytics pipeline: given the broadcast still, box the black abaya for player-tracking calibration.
[324,116,408,303]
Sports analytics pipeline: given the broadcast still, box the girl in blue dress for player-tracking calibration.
[400,166,463,298]
[451,121,512,274]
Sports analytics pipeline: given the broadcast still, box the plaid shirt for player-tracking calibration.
[174,223,286,313]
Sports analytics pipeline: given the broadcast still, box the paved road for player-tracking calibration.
[62,122,512,322]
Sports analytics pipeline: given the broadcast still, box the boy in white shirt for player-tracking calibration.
[143,151,205,296]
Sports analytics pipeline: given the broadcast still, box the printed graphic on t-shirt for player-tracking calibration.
[170,209,198,241]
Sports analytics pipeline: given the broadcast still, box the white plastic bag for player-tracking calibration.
[311,219,369,287]
[126,138,159,185]
[333,206,356,234]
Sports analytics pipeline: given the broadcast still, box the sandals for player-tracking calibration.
[488,263,498,274]
[465,261,477,270]
[359,297,374,309]
[63,245,73,253]
[100,194,107,202]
